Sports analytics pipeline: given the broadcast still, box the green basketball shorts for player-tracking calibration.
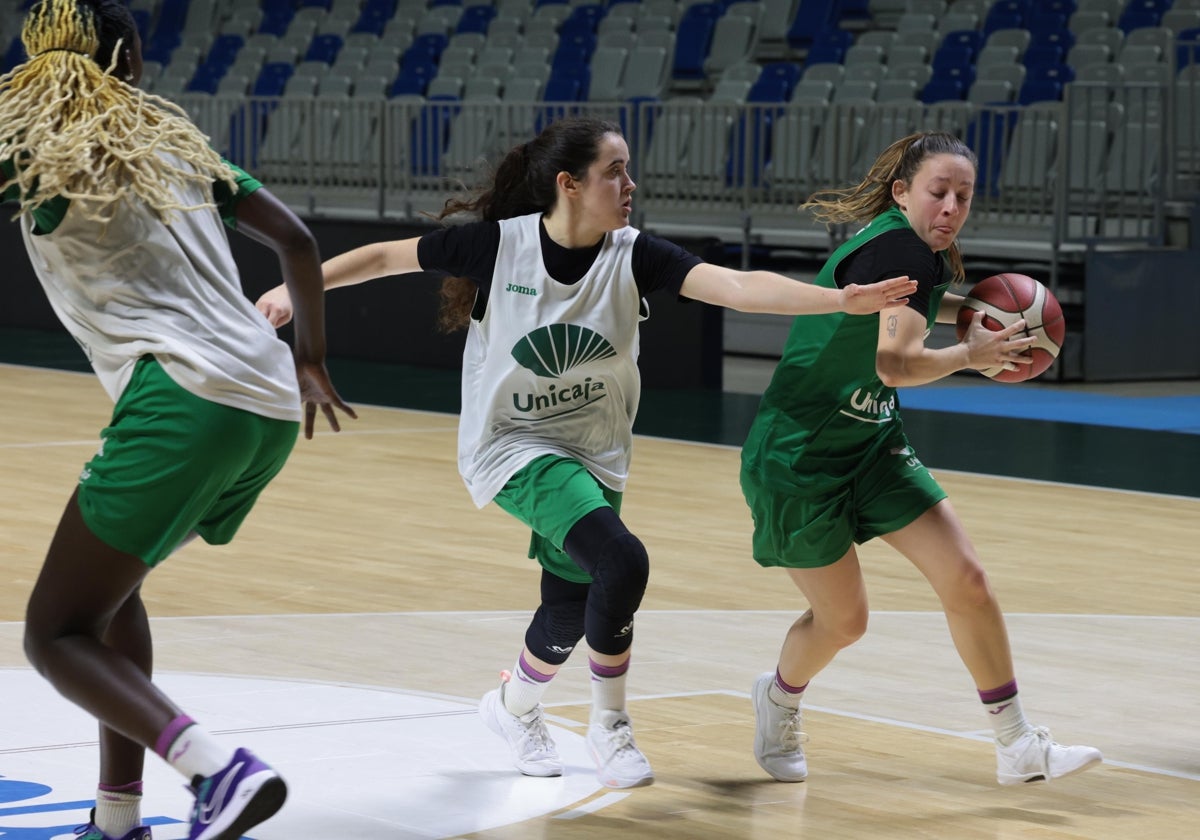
[741,430,947,569]
[493,454,623,584]
[77,356,299,566]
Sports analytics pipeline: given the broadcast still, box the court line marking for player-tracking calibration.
[2,669,1193,784]
[7,608,1194,625]
[554,792,630,820]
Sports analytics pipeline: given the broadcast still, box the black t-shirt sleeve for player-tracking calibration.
[416,220,501,285]
[834,228,943,319]
[631,232,704,296]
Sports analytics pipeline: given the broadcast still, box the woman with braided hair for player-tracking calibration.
[3,1,355,839]
[256,115,916,790]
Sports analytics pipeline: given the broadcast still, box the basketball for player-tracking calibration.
[954,273,1066,383]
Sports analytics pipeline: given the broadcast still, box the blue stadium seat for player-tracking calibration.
[932,45,975,74]
[937,31,983,60]
[1018,78,1063,104]
[1118,1,1169,33]
[205,34,244,71]
[390,64,435,97]
[2,37,26,73]
[253,63,295,97]
[787,0,837,50]
[921,77,966,103]
[457,6,496,35]
[412,96,460,177]
[804,28,853,66]
[305,34,344,64]
[552,33,597,72]
[1030,28,1075,54]
[1023,44,1064,71]
[966,109,1018,196]
[560,4,607,36]
[983,1,1029,36]
[1178,28,1200,70]
[672,10,717,81]
[227,100,277,168]
[546,64,590,100]
[186,65,225,94]
[1028,62,1074,84]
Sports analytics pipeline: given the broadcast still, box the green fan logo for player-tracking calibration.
[510,324,615,416]
[511,324,616,377]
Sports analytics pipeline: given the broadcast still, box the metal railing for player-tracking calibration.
[176,75,1192,290]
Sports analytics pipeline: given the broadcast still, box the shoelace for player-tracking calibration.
[516,708,555,754]
[777,709,808,752]
[600,719,638,760]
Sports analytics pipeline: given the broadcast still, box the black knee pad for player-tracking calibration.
[524,578,587,665]
[584,533,649,655]
[591,532,649,616]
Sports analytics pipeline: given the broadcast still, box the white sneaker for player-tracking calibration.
[996,726,1102,785]
[586,709,654,789]
[752,671,808,782]
[479,683,563,777]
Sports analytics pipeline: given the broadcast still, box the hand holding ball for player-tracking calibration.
[955,273,1065,383]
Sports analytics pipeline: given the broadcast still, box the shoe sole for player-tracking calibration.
[998,753,1103,786]
[479,690,563,778]
[196,773,288,840]
[753,673,807,783]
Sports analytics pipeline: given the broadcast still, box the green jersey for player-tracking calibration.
[741,207,950,492]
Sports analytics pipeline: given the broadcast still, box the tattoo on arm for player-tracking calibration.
[887,314,897,338]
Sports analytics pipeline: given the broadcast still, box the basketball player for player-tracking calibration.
[739,131,1103,785]
[2,2,354,838]
[255,116,916,789]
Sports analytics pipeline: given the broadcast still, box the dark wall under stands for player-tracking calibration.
[1,215,725,390]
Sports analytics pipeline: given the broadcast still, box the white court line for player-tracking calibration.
[6,608,1194,626]
[554,792,630,820]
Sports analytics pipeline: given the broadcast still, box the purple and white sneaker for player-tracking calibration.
[185,748,287,840]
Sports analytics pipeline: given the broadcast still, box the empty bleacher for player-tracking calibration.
[2,0,1198,276]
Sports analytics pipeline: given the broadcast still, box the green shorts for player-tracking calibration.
[740,434,946,569]
[493,454,622,584]
[77,356,299,567]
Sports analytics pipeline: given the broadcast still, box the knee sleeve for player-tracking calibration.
[584,532,649,655]
[524,574,588,665]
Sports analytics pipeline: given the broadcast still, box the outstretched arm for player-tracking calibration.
[234,188,356,437]
[678,263,916,316]
[256,237,423,328]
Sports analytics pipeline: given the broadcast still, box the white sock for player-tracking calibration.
[984,693,1032,746]
[502,653,555,716]
[163,724,235,781]
[769,670,806,710]
[94,785,141,836]
[589,657,629,717]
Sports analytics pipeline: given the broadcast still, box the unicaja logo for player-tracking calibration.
[509,325,616,416]
[511,324,616,376]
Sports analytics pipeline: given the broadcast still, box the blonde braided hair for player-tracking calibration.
[0,0,235,225]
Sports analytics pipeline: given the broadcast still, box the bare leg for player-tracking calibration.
[777,548,870,686]
[881,499,1015,689]
[24,489,183,752]
[98,589,153,786]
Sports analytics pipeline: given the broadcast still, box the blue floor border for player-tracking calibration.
[898,385,1200,435]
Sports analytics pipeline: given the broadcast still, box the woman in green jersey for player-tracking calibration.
[256,116,917,790]
[741,131,1102,787]
[3,2,354,838]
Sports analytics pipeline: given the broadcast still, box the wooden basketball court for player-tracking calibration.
[1,362,1196,838]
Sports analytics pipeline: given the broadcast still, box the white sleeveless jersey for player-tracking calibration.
[19,157,301,422]
[458,213,644,508]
